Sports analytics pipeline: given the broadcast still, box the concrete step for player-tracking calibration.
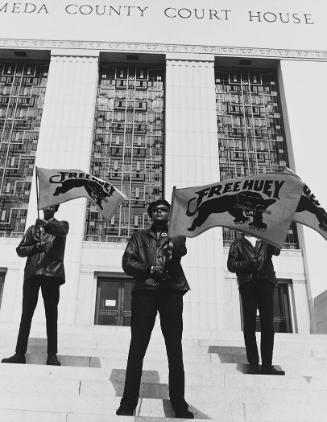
[1,327,327,422]
[0,361,217,387]
[2,359,327,392]
[0,409,322,422]
[211,360,327,378]
[1,336,209,363]
[207,343,327,366]
[0,380,326,421]
[0,409,206,422]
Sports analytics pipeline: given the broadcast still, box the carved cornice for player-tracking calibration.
[0,38,327,61]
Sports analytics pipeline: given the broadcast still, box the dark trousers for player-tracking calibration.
[120,290,187,412]
[240,280,275,367]
[15,276,60,355]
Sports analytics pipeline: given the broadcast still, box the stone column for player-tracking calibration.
[26,50,99,327]
[278,60,327,332]
[165,53,228,336]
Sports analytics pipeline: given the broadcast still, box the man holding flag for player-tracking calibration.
[167,168,327,376]
[2,205,68,365]
[1,165,126,365]
[116,199,193,419]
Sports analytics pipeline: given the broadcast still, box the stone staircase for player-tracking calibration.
[0,324,326,422]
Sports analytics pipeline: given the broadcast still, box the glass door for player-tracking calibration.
[95,276,133,326]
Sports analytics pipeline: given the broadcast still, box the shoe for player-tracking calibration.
[47,354,61,366]
[116,405,134,416]
[246,364,260,374]
[261,365,285,375]
[175,409,194,419]
[1,353,26,364]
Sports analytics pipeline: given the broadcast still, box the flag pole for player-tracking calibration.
[35,166,40,220]
[168,186,176,238]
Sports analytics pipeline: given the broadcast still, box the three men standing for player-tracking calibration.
[116,199,194,419]
[2,205,69,366]
[227,233,285,375]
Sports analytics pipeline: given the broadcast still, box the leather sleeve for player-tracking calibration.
[269,244,281,256]
[227,242,252,273]
[170,236,187,260]
[122,234,149,278]
[16,227,37,257]
[45,220,69,237]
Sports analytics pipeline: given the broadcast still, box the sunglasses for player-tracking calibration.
[153,207,169,213]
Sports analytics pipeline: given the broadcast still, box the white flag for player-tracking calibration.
[36,167,127,220]
[168,171,304,248]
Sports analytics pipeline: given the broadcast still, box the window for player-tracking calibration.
[94,274,134,326]
[85,63,165,241]
[215,68,298,249]
[0,61,48,237]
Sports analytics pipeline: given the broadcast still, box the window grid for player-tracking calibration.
[85,64,165,242]
[0,62,48,237]
[215,69,298,248]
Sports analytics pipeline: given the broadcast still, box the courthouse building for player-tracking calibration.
[0,0,326,336]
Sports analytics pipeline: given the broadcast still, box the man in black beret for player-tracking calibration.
[116,199,194,418]
[2,205,69,366]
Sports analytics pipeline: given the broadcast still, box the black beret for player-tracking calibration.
[147,199,171,217]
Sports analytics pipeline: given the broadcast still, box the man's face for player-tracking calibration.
[151,204,170,224]
[42,206,57,220]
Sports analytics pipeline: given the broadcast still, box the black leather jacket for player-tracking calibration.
[16,218,69,284]
[227,237,280,287]
[122,226,190,294]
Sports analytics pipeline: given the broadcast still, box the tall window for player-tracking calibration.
[85,64,165,241]
[215,68,298,248]
[0,62,48,237]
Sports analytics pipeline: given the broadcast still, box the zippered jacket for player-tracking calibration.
[16,219,69,284]
[227,236,280,287]
[122,226,190,294]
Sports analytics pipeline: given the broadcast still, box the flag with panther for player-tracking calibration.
[36,167,127,220]
[168,171,304,248]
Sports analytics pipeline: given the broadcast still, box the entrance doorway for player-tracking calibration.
[240,279,294,333]
[253,279,293,333]
[94,275,134,326]
[271,279,293,333]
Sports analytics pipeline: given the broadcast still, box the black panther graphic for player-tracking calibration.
[296,195,327,232]
[53,178,113,210]
[187,191,276,232]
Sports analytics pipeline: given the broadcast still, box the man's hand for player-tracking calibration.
[150,265,165,280]
[163,241,174,261]
[33,242,47,253]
